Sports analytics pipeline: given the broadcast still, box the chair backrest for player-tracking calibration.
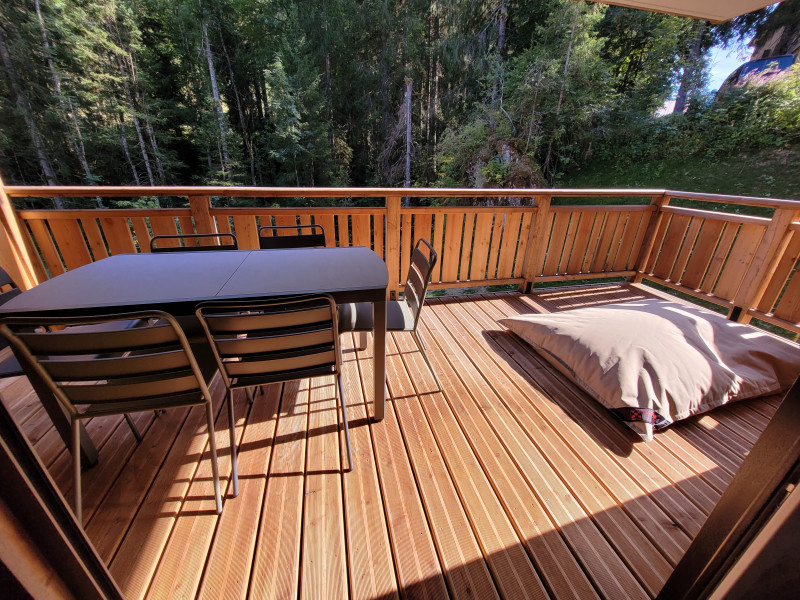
[0,311,212,415]
[150,233,239,253]
[403,239,438,330]
[196,295,340,390]
[258,224,326,249]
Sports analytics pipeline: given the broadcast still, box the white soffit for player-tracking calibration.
[595,1,778,23]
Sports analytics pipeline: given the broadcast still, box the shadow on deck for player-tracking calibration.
[0,284,780,600]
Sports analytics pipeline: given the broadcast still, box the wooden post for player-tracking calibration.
[0,177,41,289]
[520,196,551,292]
[733,207,799,323]
[385,195,401,299]
[188,195,217,246]
[633,194,670,283]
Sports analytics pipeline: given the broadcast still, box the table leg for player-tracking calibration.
[373,299,386,421]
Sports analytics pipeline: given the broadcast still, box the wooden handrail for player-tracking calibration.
[4,185,665,198]
[3,185,800,335]
[6,185,799,208]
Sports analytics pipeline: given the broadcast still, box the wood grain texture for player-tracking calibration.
[2,283,786,600]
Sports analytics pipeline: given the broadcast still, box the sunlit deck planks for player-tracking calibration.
[1,284,781,600]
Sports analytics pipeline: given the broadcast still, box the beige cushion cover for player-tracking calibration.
[500,299,800,441]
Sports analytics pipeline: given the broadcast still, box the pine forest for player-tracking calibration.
[1,0,799,208]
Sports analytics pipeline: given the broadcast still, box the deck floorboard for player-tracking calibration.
[1,284,786,600]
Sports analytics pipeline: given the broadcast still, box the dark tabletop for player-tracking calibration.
[0,247,389,317]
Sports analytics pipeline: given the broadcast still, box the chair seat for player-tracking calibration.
[338,301,415,333]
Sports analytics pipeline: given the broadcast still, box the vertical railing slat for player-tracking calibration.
[521,197,550,286]
[99,217,136,255]
[80,218,109,261]
[713,224,765,301]
[457,213,476,282]
[351,214,371,249]
[633,195,670,282]
[567,212,595,274]
[485,212,505,280]
[129,217,151,253]
[232,215,259,249]
[591,211,620,273]
[27,219,65,276]
[496,212,522,279]
[701,223,738,294]
[400,213,413,281]
[47,219,92,269]
[442,212,464,282]
[671,218,703,284]
[469,212,493,281]
[385,196,401,296]
[543,212,569,276]
[189,196,216,245]
[431,212,445,283]
[580,212,603,273]
[758,230,800,314]
[681,219,725,290]
[314,214,336,247]
[653,214,691,280]
[734,207,800,314]
[513,211,534,278]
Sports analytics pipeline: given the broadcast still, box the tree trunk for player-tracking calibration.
[117,116,141,186]
[218,27,256,184]
[116,56,155,186]
[202,18,231,180]
[404,77,412,207]
[0,27,62,206]
[544,5,579,179]
[674,21,707,114]
[491,0,508,108]
[34,0,99,205]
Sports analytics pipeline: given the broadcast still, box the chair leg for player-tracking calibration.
[227,390,239,497]
[124,413,143,443]
[205,403,223,514]
[413,330,443,391]
[358,331,368,350]
[72,419,82,525]
[245,387,254,405]
[337,374,353,472]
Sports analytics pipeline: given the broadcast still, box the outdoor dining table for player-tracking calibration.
[0,246,389,465]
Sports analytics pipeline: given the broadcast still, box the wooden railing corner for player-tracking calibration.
[633,193,671,283]
[520,196,550,292]
[733,207,800,323]
[0,177,41,290]
[385,195,401,299]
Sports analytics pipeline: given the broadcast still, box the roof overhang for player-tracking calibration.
[593,1,778,23]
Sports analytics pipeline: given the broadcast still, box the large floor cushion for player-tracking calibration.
[500,299,800,441]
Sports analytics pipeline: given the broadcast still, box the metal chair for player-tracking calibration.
[150,233,239,253]
[196,295,352,476]
[0,267,24,380]
[0,311,231,524]
[258,224,326,249]
[339,238,442,389]
[0,267,150,443]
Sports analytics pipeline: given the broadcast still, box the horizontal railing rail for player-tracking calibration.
[2,185,799,336]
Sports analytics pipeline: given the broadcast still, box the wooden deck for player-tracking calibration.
[1,284,782,600]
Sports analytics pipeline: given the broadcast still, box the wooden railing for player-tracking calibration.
[2,185,799,335]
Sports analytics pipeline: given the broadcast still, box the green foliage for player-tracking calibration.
[587,66,800,168]
[1,0,798,202]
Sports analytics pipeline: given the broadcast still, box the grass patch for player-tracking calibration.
[560,145,800,211]
[487,283,518,292]
[533,276,629,290]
